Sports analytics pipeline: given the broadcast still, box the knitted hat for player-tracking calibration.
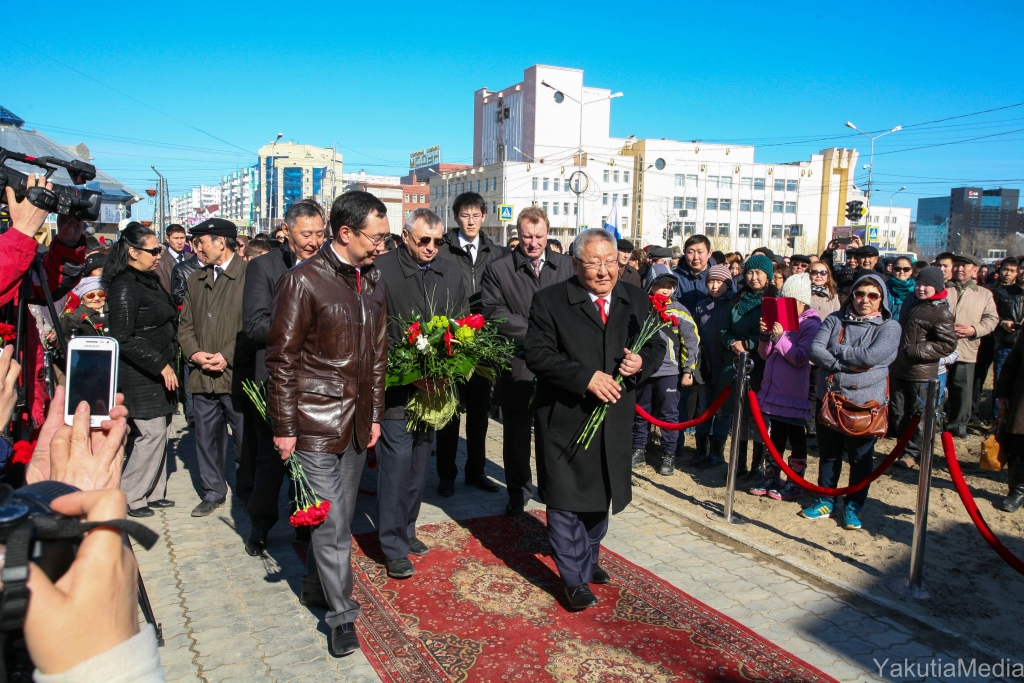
[780,273,812,307]
[916,266,945,292]
[744,253,774,280]
[706,264,733,283]
[71,276,104,301]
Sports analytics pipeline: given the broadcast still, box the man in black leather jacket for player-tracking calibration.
[993,258,1024,392]
[170,236,205,426]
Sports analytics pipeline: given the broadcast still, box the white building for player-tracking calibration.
[435,64,863,254]
[342,170,402,191]
[865,205,912,253]
[170,185,221,225]
[219,166,257,227]
[257,141,342,230]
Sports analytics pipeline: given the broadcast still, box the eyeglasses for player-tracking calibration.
[352,228,390,246]
[809,269,829,276]
[135,246,163,256]
[852,290,882,301]
[83,291,106,301]
[578,259,619,273]
[893,266,913,274]
[458,213,484,221]
[411,236,445,248]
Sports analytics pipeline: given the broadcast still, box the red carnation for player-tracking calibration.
[0,323,15,343]
[63,293,81,315]
[406,321,422,345]
[456,313,486,331]
[443,328,454,356]
[94,323,104,331]
[81,313,89,321]
[10,440,35,466]
[649,293,671,312]
[289,500,331,527]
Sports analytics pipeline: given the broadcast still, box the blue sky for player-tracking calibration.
[5,0,1023,220]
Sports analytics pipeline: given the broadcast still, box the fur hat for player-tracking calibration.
[780,273,812,307]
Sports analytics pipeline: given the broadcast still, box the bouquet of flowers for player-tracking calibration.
[577,293,677,448]
[242,379,331,527]
[0,323,15,347]
[386,312,516,430]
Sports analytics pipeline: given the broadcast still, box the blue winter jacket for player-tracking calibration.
[673,256,716,315]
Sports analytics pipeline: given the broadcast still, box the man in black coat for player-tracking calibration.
[480,206,573,516]
[241,199,326,557]
[375,208,468,579]
[433,192,507,497]
[171,235,205,427]
[524,228,664,610]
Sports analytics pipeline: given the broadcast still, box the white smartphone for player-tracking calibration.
[64,336,119,427]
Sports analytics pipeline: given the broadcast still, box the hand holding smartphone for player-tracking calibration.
[64,337,119,427]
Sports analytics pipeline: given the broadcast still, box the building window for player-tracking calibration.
[484,178,489,192]
[624,171,630,182]
[613,194,618,205]
[622,194,629,207]
[564,202,569,215]
[685,197,697,210]
[705,223,716,236]
[543,202,549,212]
[622,217,629,230]
[404,209,410,219]
[772,201,783,213]
[787,179,798,192]
[718,223,730,237]
[774,179,785,191]
[282,167,303,211]
[492,202,497,214]
[720,176,733,189]
[687,174,698,186]
[719,199,732,211]
[706,198,718,210]
[751,224,763,239]
[551,203,559,215]
[543,178,549,191]
[603,170,610,182]
[739,224,750,238]
[603,193,608,205]
[754,178,765,190]
[673,197,683,210]
[771,224,783,238]
[741,177,752,187]
[752,200,764,212]
[684,222,696,236]
[785,201,796,213]
[312,167,326,197]
[708,175,719,188]
[740,199,751,211]
[405,194,410,202]
[532,177,538,190]
[574,203,578,215]
[613,171,619,183]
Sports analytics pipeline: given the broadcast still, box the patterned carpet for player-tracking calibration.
[325,511,839,683]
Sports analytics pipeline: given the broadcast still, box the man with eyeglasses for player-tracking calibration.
[434,192,507,497]
[524,228,665,610]
[374,208,468,580]
[242,199,326,558]
[266,191,390,657]
[481,206,574,516]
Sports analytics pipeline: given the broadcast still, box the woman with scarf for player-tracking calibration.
[887,256,916,321]
[720,253,777,478]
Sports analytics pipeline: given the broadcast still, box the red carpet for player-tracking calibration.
[305,512,839,683]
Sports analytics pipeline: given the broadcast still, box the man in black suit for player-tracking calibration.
[375,208,468,579]
[480,206,573,516]
[524,228,665,610]
[242,199,326,558]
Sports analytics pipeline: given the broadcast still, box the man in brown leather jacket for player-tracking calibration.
[266,191,390,658]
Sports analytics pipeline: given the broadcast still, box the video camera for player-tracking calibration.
[0,146,102,222]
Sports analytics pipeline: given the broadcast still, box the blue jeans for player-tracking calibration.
[632,375,680,452]
[815,419,877,508]
[694,382,732,442]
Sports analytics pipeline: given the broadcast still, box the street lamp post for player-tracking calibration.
[888,185,907,251]
[541,81,622,232]
[844,122,902,214]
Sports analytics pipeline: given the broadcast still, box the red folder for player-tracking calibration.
[762,297,800,332]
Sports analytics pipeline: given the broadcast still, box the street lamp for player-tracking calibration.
[845,121,901,211]
[542,80,623,231]
[887,186,907,250]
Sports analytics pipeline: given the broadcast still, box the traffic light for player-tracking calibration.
[845,200,865,223]
[787,237,796,249]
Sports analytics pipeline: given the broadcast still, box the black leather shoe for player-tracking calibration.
[329,622,359,657]
[386,558,416,579]
[149,499,175,509]
[998,488,1024,513]
[127,506,154,518]
[505,489,525,517]
[191,500,223,517]
[564,584,599,610]
[409,537,429,556]
[466,475,500,492]
[437,478,455,497]
[245,529,266,557]
[590,565,610,584]
[631,448,647,468]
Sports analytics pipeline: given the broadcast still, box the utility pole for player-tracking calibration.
[151,166,166,241]
[845,122,902,215]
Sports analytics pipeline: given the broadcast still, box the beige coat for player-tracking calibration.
[946,280,999,363]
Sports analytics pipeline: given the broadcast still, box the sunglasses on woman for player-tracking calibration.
[83,291,106,301]
[809,269,829,276]
[893,266,913,274]
[135,246,163,256]
[852,290,882,301]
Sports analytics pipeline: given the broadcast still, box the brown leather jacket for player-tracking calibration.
[266,241,388,453]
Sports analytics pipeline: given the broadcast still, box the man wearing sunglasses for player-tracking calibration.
[434,192,507,497]
[374,208,468,580]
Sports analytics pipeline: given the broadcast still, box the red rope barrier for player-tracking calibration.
[747,391,918,497]
[634,386,732,431]
[941,432,1024,576]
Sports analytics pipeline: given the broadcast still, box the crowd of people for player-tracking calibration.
[4,171,1024,674]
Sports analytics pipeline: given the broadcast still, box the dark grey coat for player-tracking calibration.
[480,246,574,409]
[435,228,507,314]
[242,243,296,383]
[525,277,665,514]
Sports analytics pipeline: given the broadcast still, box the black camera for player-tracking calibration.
[0,481,82,590]
[0,146,102,222]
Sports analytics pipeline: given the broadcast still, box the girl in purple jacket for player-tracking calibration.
[750,274,822,501]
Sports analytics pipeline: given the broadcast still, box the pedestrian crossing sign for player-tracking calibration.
[868,226,879,242]
[499,204,514,222]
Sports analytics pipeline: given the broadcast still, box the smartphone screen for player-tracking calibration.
[67,348,112,416]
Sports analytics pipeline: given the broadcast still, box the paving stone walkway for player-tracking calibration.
[130,414,1007,683]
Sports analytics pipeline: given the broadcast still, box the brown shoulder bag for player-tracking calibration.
[818,324,889,438]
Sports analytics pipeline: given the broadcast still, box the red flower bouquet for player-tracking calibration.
[9,440,35,466]
[63,293,81,315]
[0,323,15,346]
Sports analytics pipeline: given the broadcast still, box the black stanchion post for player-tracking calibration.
[722,352,753,524]
[887,378,941,599]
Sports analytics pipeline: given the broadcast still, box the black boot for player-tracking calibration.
[689,437,710,466]
[998,459,1024,513]
[658,448,676,476]
[631,448,647,468]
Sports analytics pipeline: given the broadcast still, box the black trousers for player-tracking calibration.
[193,393,246,503]
[946,362,975,437]
[436,373,491,482]
[236,394,259,504]
[245,415,290,533]
[890,378,929,462]
[971,336,994,424]
[376,419,433,560]
[768,418,807,460]
[546,509,608,587]
[501,406,536,500]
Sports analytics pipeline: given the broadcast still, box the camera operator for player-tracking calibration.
[2,174,88,428]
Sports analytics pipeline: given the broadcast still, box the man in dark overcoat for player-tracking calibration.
[524,228,665,610]
[480,206,573,515]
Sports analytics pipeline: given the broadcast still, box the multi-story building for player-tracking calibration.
[863,205,912,254]
[435,64,864,252]
[218,165,257,227]
[257,141,342,230]
[342,170,402,192]
[915,196,950,261]
[349,182,404,234]
[170,185,221,225]
[947,188,1020,259]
